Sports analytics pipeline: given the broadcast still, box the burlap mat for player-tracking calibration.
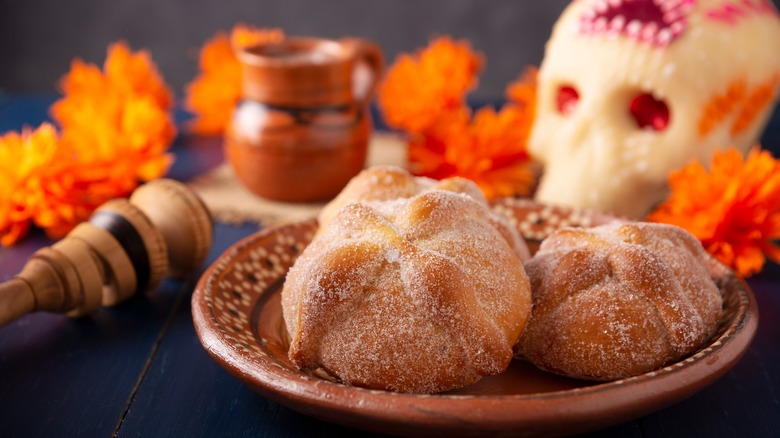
[188,133,408,226]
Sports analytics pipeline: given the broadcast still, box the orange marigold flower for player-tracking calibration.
[648,147,780,277]
[382,36,537,200]
[104,41,173,110]
[407,107,471,177]
[185,25,284,135]
[0,124,102,245]
[54,42,173,124]
[52,41,176,190]
[0,42,176,245]
[409,104,535,200]
[379,37,483,134]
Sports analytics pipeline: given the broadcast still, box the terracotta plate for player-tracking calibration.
[192,198,758,437]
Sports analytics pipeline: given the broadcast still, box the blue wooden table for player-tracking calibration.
[1,95,779,437]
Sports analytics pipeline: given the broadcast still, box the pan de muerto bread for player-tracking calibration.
[282,190,532,393]
[516,222,723,381]
[317,165,531,262]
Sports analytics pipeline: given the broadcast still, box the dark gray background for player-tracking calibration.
[0,0,570,100]
[1,0,779,101]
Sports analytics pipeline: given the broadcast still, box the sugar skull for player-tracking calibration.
[530,0,780,218]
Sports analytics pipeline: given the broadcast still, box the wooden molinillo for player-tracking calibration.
[0,179,213,327]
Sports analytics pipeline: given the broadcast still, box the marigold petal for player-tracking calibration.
[649,146,780,276]
[104,41,174,110]
[506,66,538,111]
[1,221,30,247]
[379,37,482,133]
[3,42,176,245]
[384,39,538,201]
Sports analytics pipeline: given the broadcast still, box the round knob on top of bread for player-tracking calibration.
[515,222,724,381]
[318,165,530,262]
[282,190,532,393]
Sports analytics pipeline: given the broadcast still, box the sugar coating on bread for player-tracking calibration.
[283,190,532,393]
[516,222,723,381]
[317,165,531,262]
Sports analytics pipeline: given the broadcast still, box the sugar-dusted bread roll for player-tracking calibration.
[318,165,531,262]
[516,222,723,381]
[282,190,532,393]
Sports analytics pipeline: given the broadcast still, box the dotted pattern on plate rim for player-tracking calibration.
[202,201,749,398]
[205,221,316,359]
[491,197,597,241]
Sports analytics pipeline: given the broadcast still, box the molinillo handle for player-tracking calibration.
[0,179,213,327]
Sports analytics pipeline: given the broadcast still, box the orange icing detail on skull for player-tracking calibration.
[698,73,779,137]
[731,74,780,135]
[698,79,748,136]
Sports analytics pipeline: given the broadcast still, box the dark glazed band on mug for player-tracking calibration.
[243,100,364,129]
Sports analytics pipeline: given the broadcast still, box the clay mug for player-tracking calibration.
[226,37,384,202]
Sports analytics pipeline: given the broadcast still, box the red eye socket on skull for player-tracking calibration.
[630,93,670,131]
[556,85,579,115]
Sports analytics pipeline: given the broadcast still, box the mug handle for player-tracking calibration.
[343,38,384,104]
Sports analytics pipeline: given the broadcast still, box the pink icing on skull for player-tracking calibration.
[706,0,778,23]
[529,0,780,218]
[578,0,694,47]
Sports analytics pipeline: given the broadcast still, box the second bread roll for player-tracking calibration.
[516,222,723,381]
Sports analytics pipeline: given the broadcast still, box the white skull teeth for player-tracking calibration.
[578,0,691,47]
[608,15,627,36]
[626,19,643,37]
[641,22,659,41]
[657,28,674,45]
